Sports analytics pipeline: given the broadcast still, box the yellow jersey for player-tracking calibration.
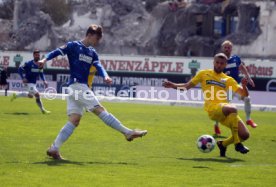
[190,69,240,111]
[88,66,97,89]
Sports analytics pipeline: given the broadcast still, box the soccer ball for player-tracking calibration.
[196,135,216,153]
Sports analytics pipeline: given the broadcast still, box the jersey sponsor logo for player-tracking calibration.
[226,63,237,68]
[79,54,92,64]
[31,68,43,73]
[206,80,226,88]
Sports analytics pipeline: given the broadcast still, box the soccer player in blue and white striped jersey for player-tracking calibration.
[39,24,147,160]
[11,50,50,114]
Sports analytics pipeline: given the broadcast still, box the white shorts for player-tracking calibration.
[26,83,39,95]
[66,83,101,116]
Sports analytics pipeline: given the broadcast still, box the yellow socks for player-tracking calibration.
[221,113,243,146]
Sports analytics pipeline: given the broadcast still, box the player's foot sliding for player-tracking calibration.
[246,119,257,128]
[235,143,249,154]
[217,141,227,157]
[125,129,147,141]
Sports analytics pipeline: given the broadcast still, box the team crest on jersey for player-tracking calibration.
[220,78,227,83]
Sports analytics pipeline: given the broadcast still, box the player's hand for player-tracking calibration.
[248,78,255,87]
[38,59,47,69]
[104,76,112,85]
[162,80,175,88]
[43,81,48,88]
[241,77,248,87]
[22,78,28,84]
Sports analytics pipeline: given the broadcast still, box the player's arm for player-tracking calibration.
[233,78,249,97]
[18,63,28,83]
[38,42,72,67]
[162,80,196,90]
[39,71,48,87]
[93,53,112,85]
[94,62,111,85]
[163,70,203,90]
[239,62,255,87]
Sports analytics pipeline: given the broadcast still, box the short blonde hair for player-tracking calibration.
[214,53,228,60]
[221,40,233,47]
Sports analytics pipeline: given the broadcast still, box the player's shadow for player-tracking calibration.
[4,112,29,115]
[177,157,245,163]
[32,160,137,166]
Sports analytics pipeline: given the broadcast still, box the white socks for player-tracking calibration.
[98,111,132,134]
[52,122,76,150]
[50,112,132,151]
[244,97,251,121]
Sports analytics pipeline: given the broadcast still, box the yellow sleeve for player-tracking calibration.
[227,77,241,92]
[191,70,204,86]
[88,66,97,89]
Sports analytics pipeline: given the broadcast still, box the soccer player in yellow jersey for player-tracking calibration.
[163,53,250,157]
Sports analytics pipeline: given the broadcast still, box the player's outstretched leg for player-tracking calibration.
[220,105,250,156]
[234,120,250,154]
[94,107,147,141]
[243,96,257,128]
[228,114,250,154]
[10,92,29,101]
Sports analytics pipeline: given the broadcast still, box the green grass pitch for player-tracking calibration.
[0,96,276,187]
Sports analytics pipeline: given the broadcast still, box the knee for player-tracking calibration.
[69,115,81,126]
[223,105,237,116]
[70,118,80,126]
[240,132,250,141]
[243,96,250,103]
[230,107,237,114]
[92,106,106,115]
[35,93,40,98]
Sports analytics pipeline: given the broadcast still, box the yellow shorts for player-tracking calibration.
[207,103,227,123]
[207,103,242,129]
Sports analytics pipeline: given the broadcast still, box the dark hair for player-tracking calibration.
[33,49,40,54]
[86,24,103,38]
